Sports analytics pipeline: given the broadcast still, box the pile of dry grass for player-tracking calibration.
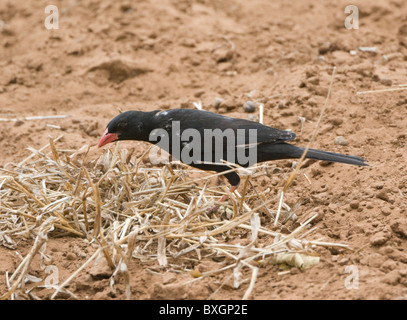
[0,135,347,300]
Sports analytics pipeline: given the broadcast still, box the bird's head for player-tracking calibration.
[98,111,144,148]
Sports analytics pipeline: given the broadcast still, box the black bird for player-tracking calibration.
[99,109,367,201]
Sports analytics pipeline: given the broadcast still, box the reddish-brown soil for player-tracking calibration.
[1,0,407,300]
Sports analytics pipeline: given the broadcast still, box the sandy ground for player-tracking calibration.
[1,0,407,300]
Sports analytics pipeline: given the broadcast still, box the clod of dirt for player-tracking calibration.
[370,231,391,246]
[212,47,234,63]
[89,260,113,280]
[73,273,93,291]
[380,78,393,86]
[87,58,153,84]
[214,98,238,113]
[381,207,392,216]
[376,189,392,203]
[150,283,187,300]
[391,219,407,239]
[13,120,24,127]
[79,121,99,137]
[397,24,407,46]
[383,270,401,285]
[318,41,339,55]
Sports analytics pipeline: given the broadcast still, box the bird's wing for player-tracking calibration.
[151,109,296,146]
[149,109,296,166]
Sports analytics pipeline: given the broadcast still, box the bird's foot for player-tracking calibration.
[207,204,220,215]
[206,185,238,215]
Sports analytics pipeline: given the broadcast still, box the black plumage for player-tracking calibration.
[99,109,367,189]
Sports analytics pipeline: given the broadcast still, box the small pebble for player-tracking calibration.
[380,78,392,86]
[334,136,348,146]
[318,41,332,54]
[277,101,287,109]
[194,90,205,98]
[381,207,391,216]
[359,46,379,53]
[243,100,256,113]
[213,97,223,109]
[66,252,77,260]
[349,200,359,210]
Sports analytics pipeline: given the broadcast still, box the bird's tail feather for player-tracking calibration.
[260,143,368,166]
[300,147,368,166]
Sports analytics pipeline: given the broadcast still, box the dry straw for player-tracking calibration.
[0,69,345,299]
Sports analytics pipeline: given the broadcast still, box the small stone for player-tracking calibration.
[334,136,348,146]
[212,47,233,63]
[349,200,359,210]
[318,41,332,54]
[359,46,379,53]
[66,252,77,260]
[243,100,256,113]
[14,120,24,127]
[213,97,223,109]
[277,101,288,109]
[380,207,392,216]
[194,90,205,98]
[380,78,392,86]
[329,117,344,126]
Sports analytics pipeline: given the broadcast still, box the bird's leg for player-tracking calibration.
[218,185,238,202]
[207,184,239,215]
